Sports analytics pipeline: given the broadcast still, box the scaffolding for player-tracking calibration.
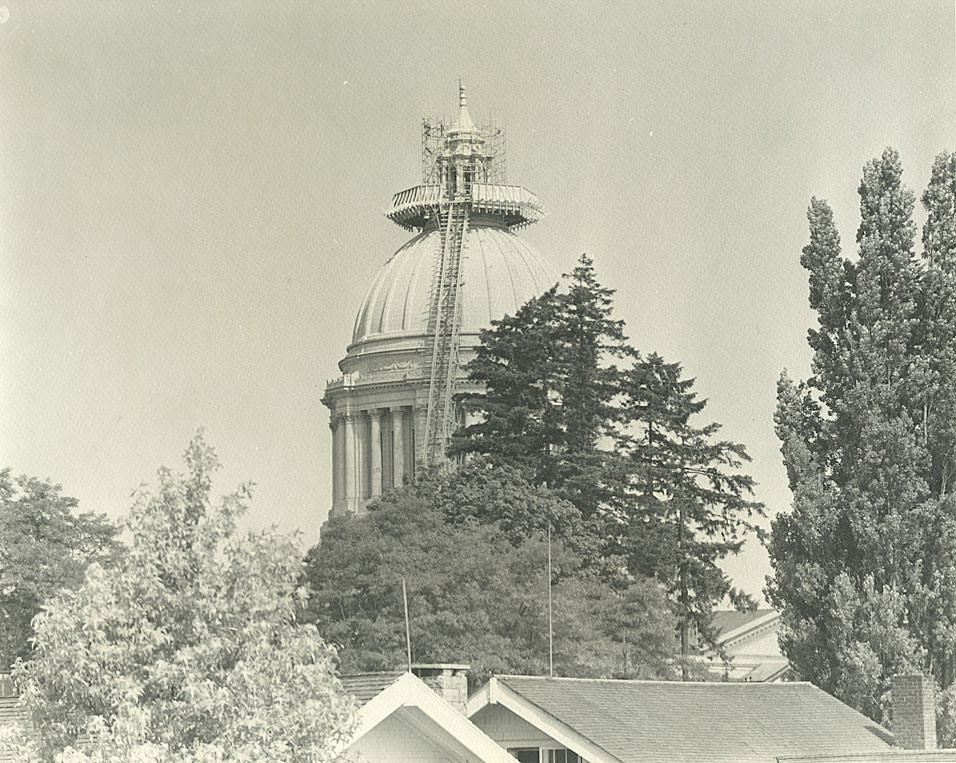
[408,90,537,468]
[421,115,507,186]
[421,201,469,468]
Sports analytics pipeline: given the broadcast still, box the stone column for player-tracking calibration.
[413,403,429,477]
[330,415,341,508]
[391,406,405,487]
[355,411,368,500]
[369,408,383,498]
[343,412,357,513]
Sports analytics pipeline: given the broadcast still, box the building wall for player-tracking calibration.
[726,627,781,658]
[349,714,461,763]
[470,704,561,751]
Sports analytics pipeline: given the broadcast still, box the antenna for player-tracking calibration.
[402,577,412,672]
[548,525,554,678]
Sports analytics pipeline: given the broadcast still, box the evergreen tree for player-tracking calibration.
[454,254,764,668]
[768,148,956,733]
[454,254,629,517]
[618,353,764,677]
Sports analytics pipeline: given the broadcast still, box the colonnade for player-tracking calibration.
[330,405,416,515]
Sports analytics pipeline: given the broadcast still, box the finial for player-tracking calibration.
[452,81,476,134]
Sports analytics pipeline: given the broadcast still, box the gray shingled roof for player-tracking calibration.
[340,672,405,706]
[496,676,894,763]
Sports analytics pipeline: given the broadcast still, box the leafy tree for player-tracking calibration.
[0,471,118,671]
[302,471,675,686]
[617,353,765,677]
[8,435,355,762]
[768,148,956,735]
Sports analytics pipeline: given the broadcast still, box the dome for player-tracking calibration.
[325,85,557,517]
[351,218,557,347]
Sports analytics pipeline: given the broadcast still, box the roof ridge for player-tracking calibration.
[496,674,813,687]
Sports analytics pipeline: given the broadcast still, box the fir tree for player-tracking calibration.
[618,353,764,677]
[454,254,764,668]
[453,253,629,518]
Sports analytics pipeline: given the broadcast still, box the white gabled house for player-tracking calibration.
[340,670,515,763]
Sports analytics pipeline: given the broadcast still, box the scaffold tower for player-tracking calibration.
[385,84,546,469]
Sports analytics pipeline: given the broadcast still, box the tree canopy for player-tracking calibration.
[452,254,764,672]
[0,471,118,671]
[768,148,956,738]
[7,435,355,763]
[302,465,676,686]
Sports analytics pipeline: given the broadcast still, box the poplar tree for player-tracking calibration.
[768,148,956,732]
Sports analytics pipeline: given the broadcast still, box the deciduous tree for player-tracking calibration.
[8,435,355,763]
[302,472,675,686]
[0,471,117,671]
[768,148,956,735]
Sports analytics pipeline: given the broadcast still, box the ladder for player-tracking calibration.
[421,201,469,468]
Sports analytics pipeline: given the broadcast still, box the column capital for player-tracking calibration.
[368,407,384,421]
[389,404,407,414]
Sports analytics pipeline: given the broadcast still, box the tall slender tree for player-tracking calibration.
[618,353,764,677]
[768,148,956,733]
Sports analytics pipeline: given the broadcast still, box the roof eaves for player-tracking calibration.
[718,610,781,645]
[350,673,516,762]
[476,677,622,763]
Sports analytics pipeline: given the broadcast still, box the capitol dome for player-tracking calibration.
[324,86,556,517]
[351,218,556,347]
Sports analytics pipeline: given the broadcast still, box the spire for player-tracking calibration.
[452,81,477,134]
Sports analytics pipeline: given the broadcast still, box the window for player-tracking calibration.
[546,750,583,763]
[506,748,584,763]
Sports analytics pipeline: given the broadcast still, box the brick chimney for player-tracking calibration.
[892,674,937,750]
[411,663,469,714]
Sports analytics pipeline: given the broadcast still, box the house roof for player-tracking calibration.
[342,671,516,763]
[469,676,894,763]
[778,754,956,762]
[340,672,405,706]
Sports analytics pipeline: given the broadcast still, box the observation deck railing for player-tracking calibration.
[385,183,545,230]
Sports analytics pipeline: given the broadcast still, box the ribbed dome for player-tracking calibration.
[351,220,557,346]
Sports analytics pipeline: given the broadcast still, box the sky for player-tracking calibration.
[2,0,955,602]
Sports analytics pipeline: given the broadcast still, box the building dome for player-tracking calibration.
[324,85,556,517]
[351,218,557,347]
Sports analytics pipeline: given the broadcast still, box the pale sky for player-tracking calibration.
[2,1,955,600]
